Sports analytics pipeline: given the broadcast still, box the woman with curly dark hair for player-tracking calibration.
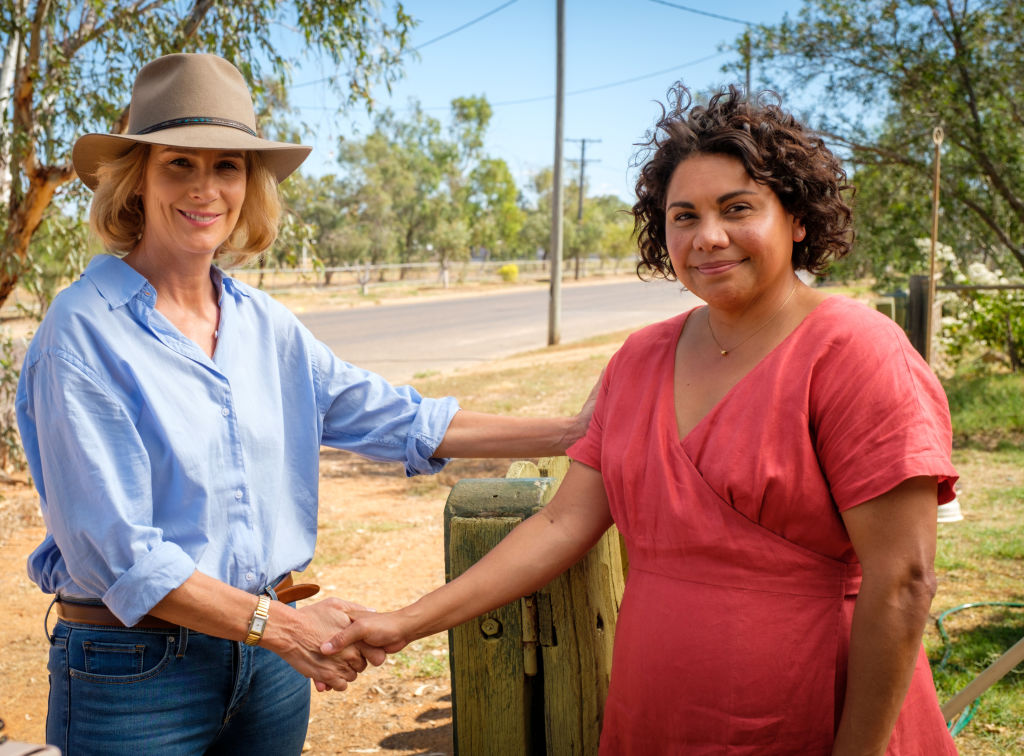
[323,85,958,754]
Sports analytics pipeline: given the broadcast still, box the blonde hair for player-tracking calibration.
[89,144,282,264]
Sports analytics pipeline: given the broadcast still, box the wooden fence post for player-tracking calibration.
[444,458,626,755]
[907,274,929,358]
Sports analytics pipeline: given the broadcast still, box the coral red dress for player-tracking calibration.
[568,296,958,755]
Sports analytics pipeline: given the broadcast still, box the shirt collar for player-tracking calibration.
[82,255,151,309]
[82,254,251,308]
[212,265,252,303]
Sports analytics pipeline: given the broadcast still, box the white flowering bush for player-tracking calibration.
[920,238,1024,372]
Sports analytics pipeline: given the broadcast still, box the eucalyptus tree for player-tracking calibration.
[0,0,412,306]
[334,95,521,271]
[746,0,1024,277]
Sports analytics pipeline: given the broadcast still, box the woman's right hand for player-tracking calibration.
[272,598,387,692]
[320,608,413,657]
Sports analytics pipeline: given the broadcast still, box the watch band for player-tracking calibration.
[244,594,271,646]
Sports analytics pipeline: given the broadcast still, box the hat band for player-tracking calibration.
[137,116,258,137]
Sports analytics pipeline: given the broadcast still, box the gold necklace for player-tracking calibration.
[707,279,799,356]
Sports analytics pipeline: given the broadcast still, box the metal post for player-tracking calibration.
[926,127,944,365]
[574,139,584,280]
[548,0,565,346]
[575,139,586,223]
[566,137,601,280]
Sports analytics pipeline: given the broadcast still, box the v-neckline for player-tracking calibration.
[669,297,833,444]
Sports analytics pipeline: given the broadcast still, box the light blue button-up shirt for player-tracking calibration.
[17,255,459,626]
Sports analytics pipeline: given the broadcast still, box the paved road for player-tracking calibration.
[297,278,701,383]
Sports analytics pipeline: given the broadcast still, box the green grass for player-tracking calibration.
[944,373,1024,449]
[926,448,1024,754]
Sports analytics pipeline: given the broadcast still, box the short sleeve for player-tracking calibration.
[811,315,958,511]
[568,356,614,471]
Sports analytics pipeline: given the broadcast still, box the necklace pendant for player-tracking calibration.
[720,349,728,356]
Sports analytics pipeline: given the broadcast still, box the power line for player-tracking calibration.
[486,51,726,108]
[649,1,755,92]
[293,0,520,89]
[647,0,754,26]
[290,51,727,112]
[415,0,519,50]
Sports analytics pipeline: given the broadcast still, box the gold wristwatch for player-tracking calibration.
[244,594,271,646]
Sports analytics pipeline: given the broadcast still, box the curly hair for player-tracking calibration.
[89,145,281,265]
[632,84,853,279]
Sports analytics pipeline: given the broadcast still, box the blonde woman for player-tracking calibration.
[17,53,591,755]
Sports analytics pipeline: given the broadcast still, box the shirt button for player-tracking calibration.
[246,572,255,582]
[221,407,230,417]
[234,489,243,500]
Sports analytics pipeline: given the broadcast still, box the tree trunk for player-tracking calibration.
[0,164,75,308]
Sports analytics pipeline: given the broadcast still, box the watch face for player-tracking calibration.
[251,617,267,634]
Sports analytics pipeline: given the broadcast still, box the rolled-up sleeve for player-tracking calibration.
[17,348,196,625]
[311,339,459,476]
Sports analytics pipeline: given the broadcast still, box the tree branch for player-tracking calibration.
[10,0,51,205]
[179,0,216,41]
[60,0,173,57]
[948,183,1024,271]
[819,130,929,171]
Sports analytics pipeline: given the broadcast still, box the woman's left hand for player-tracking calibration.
[560,368,604,449]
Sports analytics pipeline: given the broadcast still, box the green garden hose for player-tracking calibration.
[934,601,1024,735]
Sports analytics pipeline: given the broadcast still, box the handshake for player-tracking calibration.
[280,596,415,693]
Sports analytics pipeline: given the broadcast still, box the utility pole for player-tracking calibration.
[548,0,565,346]
[566,137,601,279]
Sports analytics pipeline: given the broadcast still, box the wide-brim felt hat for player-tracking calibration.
[72,53,311,190]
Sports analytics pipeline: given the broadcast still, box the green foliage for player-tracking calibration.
[0,0,414,306]
[18,208,92,318]
[0,328,25,473]
[944,289,1024,373]
[322,96,522,270]
[925,239,1024,373]
[466,157,524,257]
[749,0,1024,280]
[510,167,635,269]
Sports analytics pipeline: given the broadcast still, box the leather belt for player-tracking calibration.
[55,574,321,629]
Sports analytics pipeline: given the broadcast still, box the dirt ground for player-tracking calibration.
[0,448,519,754]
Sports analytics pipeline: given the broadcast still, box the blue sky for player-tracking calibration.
[288,0,806,203]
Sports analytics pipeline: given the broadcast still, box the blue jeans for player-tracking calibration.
[46,617,310,755]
